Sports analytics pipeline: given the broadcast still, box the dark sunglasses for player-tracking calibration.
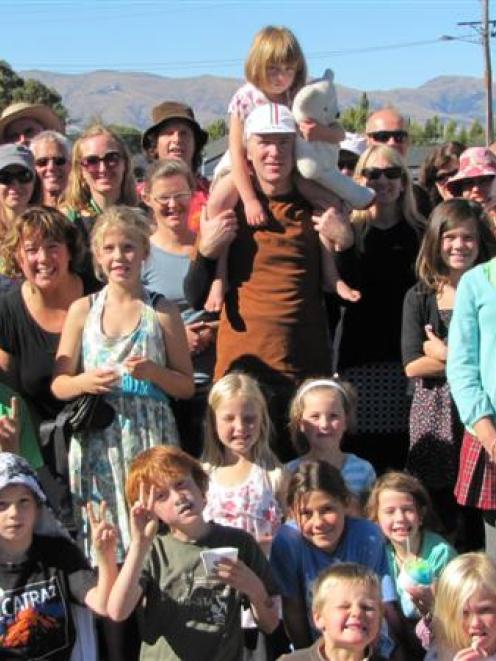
[434,169,458,184]
[367,130,409,144]
[35,156,68,167]
[338,157,359,171]
[80,151,122,171]
[0,168,34,186]
[362,166,403,180]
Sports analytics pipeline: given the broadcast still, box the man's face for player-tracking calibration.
[366,110,409,157]
[247,132,295,189]
[4,117,45,146]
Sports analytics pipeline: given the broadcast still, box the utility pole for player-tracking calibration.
[458,1,496,145]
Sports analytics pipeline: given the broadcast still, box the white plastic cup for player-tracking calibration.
[200,547,238,575]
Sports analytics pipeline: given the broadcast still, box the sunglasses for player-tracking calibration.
[80,151,122,172]
[367,130,409,144]
[0,168,34,186]
[461,175,495,189]
[35,156,68,168]
[362,166,403,180]
[434,169,458,185]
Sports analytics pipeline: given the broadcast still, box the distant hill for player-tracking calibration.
[20,69,490,131]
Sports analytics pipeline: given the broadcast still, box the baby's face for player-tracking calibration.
[313,581,381,653]
[0,484,38,553]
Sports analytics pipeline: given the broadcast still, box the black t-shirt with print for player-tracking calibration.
[0,535,97,660]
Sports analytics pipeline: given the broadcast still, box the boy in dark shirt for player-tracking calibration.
[0,452,117,659]
[108,446,279,661]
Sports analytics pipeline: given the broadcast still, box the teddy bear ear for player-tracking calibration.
[323,69,335,83]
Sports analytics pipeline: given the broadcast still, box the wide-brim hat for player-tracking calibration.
[142,101,208,152]
[0,143,35,174]
[0,102,64,143]
[446,146,496,193]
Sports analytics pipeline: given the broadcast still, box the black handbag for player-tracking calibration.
[40,394,115,476]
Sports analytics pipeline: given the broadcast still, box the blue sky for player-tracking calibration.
[1,0,490,91]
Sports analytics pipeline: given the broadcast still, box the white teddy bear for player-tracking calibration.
[292,69,375,210]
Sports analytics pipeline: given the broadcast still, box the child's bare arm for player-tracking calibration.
[281,595,312,648]
[229,113,266,225]
[0,396,20,454]
[107,485,158,621]
[214,557,278,633]
[84,501,118,616]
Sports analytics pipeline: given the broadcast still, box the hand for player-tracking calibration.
[214,556,263,601]
[406,583,434,616]
[87,500,117,562]
[244,198,267,227]
[77,369,119,395]
[198,206,238,259]
[124,356,155,381]
[453,645,489,660]
[186,322,215,355]
[423,325,448,362]
[0,396,20,453]
[130,482,159,548]
[299,119,345,143]
[312,204,353,249]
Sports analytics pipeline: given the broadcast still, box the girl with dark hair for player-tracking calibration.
[270,460,398,655]
[402,199,496,542]
[419,141,466,210]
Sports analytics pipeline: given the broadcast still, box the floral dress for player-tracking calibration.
[69,287,179,564]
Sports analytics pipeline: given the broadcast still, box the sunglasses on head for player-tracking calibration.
[35,156,68,168]
[367,130,409,144]
[0,168,34,186]
[80,151,122,172]
[362,166,403,180]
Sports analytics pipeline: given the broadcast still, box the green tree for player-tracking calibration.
[423,115,443,143]
[467,119,485,145]
[108,124,142,154]
[341,92,369,133]
[0,60,67,123]
[408,121,426,145]
[444,119,458,142]
[458,126,469,144]
[206,119,228,142]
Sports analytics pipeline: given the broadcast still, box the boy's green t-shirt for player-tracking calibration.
[0,383,43,469]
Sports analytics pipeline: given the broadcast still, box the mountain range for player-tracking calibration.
[20,69,488,131]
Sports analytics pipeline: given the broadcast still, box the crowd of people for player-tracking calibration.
[2,23,496,661]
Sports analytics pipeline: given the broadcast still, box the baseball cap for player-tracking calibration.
[244,103,296,139]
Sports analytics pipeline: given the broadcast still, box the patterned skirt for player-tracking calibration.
[455,430,496,510]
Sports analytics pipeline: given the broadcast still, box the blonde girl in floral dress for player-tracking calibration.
[202,372,288,659]
[52,205,193,565]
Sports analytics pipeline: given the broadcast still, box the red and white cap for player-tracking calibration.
[244,103,296,139]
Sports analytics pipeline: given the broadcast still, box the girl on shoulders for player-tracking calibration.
[287,377,376,515]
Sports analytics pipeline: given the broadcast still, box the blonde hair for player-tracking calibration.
[62,124,137,213]
[312,562,382,614]
[366,471,432,529]
[288,377,357,455]
[244,26,307,99]
[202,372,280,470]
[432,553,496,653]
[90,205,151,281]
[352,145,425,248]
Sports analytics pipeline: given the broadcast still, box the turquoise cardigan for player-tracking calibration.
[447,259,496,432]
